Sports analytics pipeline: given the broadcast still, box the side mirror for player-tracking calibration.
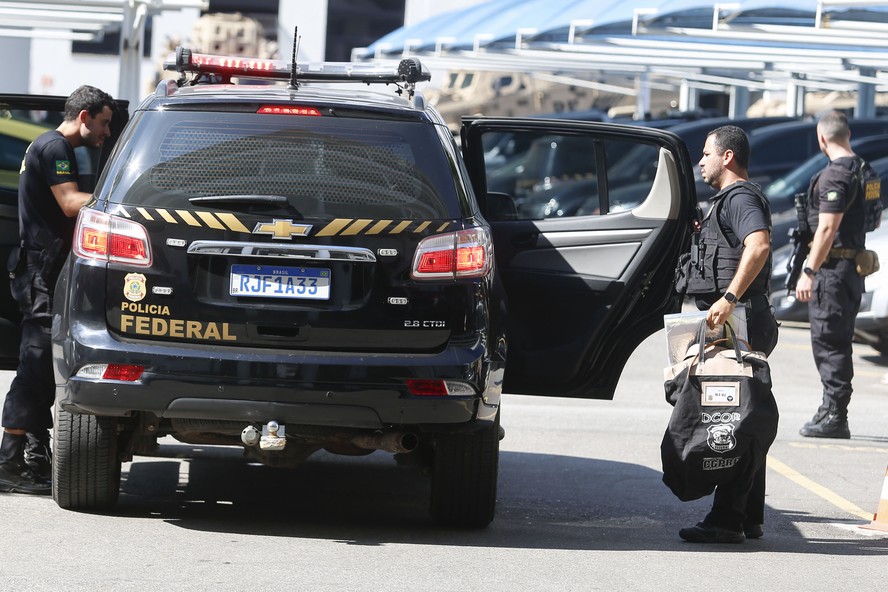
[485,192,517,221]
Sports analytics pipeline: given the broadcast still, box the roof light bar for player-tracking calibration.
[163,47,431,85]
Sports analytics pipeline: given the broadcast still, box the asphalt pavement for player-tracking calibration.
[0,321,886,591]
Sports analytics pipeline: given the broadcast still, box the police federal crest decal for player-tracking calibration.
[706,424,737,454]
[124,273,147,302]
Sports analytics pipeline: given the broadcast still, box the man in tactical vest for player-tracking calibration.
[680,125,779,544]
[795,110,873,439]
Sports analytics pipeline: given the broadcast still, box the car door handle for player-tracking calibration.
[511,233,538,247]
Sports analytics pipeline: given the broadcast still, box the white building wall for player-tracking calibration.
[12,8,202,105]
[0,38,30,93]
[279,1,327,62]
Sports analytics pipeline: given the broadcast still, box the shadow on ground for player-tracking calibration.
[102,442,888,555]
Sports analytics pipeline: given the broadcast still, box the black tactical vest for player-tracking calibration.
[805,156,876,249]
[686,182,771,296]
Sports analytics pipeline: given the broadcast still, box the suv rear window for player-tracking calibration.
[102,111,461,219]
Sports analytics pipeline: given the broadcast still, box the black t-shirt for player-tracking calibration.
[713,183,771,250]
[18,130,80,250]
[809,156,865,250]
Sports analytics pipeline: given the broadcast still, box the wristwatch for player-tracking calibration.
[724,291,738,304]
[803,266,817,277]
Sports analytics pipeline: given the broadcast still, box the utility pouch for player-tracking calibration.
[855,249,880,277]
[7,243,25,279]
[674,252,691,295]
[793,191,810,235]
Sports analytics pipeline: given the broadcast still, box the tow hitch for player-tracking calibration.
[241,421,286,451]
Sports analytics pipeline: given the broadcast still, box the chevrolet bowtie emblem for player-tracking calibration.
[252,219,313,240]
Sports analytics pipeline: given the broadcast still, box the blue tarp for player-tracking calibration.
[365,0,883,54]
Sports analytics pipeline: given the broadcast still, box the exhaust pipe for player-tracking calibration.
[351,432,419,454]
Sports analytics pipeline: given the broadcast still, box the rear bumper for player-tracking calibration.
[53,324,502,429]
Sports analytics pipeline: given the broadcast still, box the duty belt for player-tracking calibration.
[827,247,859,260]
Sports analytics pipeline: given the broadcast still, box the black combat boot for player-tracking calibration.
[0,431,51,495]
[801,404,830,430]
[24,430,52,482]
[799,412,850,439]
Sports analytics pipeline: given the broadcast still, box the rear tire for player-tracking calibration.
[53,408,122,511]
[430,412,499,528]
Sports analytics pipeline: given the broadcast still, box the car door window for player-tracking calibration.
[481,129,659,219]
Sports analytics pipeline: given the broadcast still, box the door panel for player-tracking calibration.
[0,94,129,370]
[462,118,696,399]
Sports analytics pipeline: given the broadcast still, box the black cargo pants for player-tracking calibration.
[808,259,863,417]
[1,248,58,434]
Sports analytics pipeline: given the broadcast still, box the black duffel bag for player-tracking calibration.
[661,321,779,502]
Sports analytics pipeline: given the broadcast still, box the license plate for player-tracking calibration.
[230,264,331,300]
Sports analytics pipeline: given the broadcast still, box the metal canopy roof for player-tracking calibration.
[0,0,209,107]
[357,0,888,118]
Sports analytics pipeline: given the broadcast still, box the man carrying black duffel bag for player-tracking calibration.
[674,125,779,543]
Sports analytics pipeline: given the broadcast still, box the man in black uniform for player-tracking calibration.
[795,110,867,439]
[680,125,779,543]
[0,85,115,494]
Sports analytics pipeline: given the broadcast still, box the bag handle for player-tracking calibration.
[694,319,745,373]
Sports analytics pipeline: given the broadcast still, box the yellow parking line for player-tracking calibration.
[768,455,873,520]
[788,442,888,453]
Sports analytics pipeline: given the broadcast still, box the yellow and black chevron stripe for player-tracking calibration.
[314,218,453,236]
[112,206,453,237]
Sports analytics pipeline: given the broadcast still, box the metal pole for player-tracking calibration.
[635,71,651,120]
[856,68,876,118]
[117,0,145,108]
[679,80,697,112]
[729,85,749,118]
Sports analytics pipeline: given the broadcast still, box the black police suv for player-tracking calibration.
[5,48,696,527]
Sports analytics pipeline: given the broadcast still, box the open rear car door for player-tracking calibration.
[462,118,697,399]
[0,94,128,369]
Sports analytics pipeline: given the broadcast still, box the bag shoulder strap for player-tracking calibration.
[842,156,866,214]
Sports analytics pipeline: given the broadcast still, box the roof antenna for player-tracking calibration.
[289,26,301,89]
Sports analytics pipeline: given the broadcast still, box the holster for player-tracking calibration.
[855,249,880,277]
[7,242,25,280]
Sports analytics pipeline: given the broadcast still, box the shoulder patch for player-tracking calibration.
[55,160,71,175]
[825,190,839,202]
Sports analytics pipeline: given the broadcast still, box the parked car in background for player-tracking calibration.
[770,155,888,322]
[672,116,796,201]
[767,134,888,251]
[747,118,888,190]
[855,213,888,353]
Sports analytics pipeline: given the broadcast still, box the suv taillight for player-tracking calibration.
[411,227,492,280]
[74,209,152,267]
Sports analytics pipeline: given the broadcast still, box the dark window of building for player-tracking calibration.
[326,0,406,61]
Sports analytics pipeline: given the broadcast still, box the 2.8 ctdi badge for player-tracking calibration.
[124,273,147,302]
